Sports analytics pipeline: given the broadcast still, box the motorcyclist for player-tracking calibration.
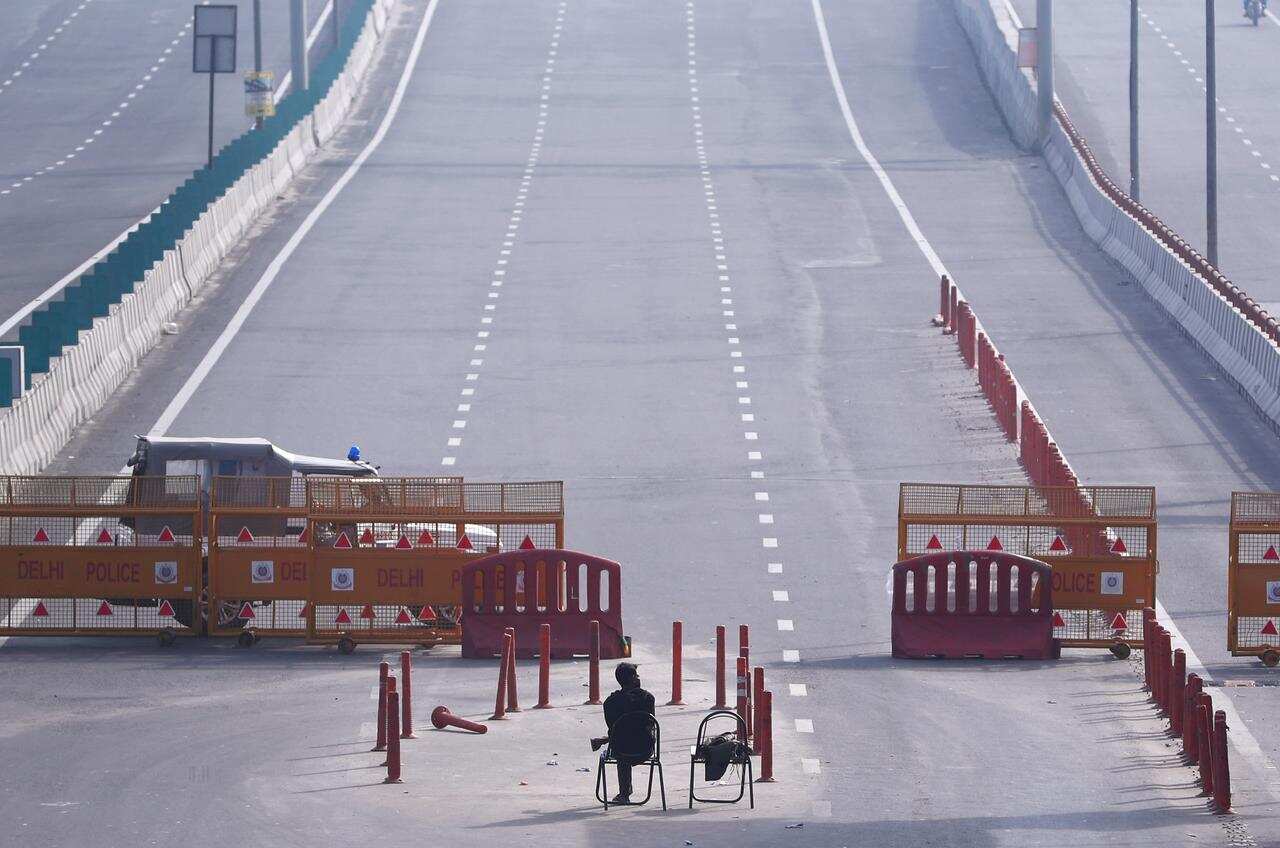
[1245,0,1269,18]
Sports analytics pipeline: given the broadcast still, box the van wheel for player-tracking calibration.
[237,630,257,649]
[157,627,177,648]
[338,636,356,655]
[1261,650,1279,668]
[1110,641,1131,660]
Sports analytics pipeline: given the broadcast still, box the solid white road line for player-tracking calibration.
[148,0,442,437]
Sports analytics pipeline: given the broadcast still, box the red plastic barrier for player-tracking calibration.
[1183,673,1203,758]
[957,302,976,368]
[949,284,958,335]
[1142,608,1156,692]
[668,620,684,706]
[752,666,764,754]
[536,622,551,709]
[385,677,402,784]
[1197,695,1214,795]
[757,689,775,783]
[940,274,952,328]
[1170,649,1186,736]
[1213,710,1231,811]
[736,656,749,739]
[891,551,1058,660]
[400,651,415,739]
[586,619,601,706]
[461,549,625,660]
[492,632,511,720]
[715,624,727,709]
[504,626,520,712]
[374,660,389,753]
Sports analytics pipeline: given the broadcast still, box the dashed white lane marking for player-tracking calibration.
[782,650,800,663]
[801,758,822,774]
[789,683,808,697]
[772,590,789,602]
[795,719,814,733]
[143,0,446,437]
[0,0,96,94]
[777,619,794,631]
[436,1,567,467]
[768,562,783,573]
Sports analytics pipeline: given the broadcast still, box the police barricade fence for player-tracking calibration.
[0,475,203,642]
[302,477,565,651]
[0,0,392,476]
[899,482,1157,652]
[1227,492,1280,664]
[460,549,628,660]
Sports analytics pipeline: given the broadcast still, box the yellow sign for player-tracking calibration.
[244,70,275,118]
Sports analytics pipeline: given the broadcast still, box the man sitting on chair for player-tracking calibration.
[592,662,656,804]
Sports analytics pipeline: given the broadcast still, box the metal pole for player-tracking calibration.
[206,70,215,169]
[332,0,341,48]
[253,0,264,129]
[1206,0,1218,265]
[1036,0,1054,146]
[1129,0,1139,200]
[290,0,310,95]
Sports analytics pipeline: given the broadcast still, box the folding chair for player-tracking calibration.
[689,709,753,809]
[594,712,666,810]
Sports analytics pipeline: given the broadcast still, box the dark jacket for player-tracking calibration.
[603,685,656,760]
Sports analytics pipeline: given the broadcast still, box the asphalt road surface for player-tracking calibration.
[5,0,1280,845]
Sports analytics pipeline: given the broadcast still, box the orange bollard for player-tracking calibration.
[400,651,415,739]
[1197,696,1214,795]
[1142,608,1156,691]
[1169,649,1186,737]
[668,620,684,706]
[757,689,775,782]
[505,627,520,712]
[939,274,951,328]
[384,677,402,783]
[373,660,389,752]
[431,705,488,734]
[752,667,764,754]
[586,620,601,705]
[536,623,552,709]
[736,656,749,740]
[1183,674,1203,759]
[715,625,727,709]
[1212,710,1231,811]
[492,632,511,720]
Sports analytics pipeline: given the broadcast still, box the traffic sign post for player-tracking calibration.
[193,4,238,169]
[244,71,275,120]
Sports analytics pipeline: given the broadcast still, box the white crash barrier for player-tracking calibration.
[0,2,395,475]
[953,0,1280,433]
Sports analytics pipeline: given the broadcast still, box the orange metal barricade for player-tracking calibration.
[1227,492,1280,664]
[0,476,203,642]
[899,482,1157,652]
[207,477,312,639]
[303,477,565,652]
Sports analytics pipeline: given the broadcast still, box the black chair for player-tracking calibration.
[594,712,666,811]
[689,709,753,809]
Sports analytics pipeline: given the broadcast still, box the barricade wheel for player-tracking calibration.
[157,628,177,648]
[1262,650,1279,668]
[338,636,356,655]
[237,630,257,649]
[1110,642,1131,660]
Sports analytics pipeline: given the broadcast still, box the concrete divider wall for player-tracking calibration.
[0,0,396,475]
[953,0,1280,433]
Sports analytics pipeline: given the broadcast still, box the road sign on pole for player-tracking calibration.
[244,71,275,119]
[193,4,238,169]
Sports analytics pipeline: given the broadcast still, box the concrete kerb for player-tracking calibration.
[0,1,396,475]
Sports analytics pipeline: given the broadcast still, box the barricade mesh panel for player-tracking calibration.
[904,522,1149,559]
[0,597,195,632]
[221,599,308,632]
[306,478,562,517]
[0,475,198,509]
[1051,608,1145,642]
[901,483,1154,519]
[1232,492,1280,525]
[0,515,198,546]
[1236,617,1280,649]
[212,476,307,511]
[1238,532,1280,564]
[312,603,461,633]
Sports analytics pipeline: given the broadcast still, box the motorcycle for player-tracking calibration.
[1247,0,1264,26]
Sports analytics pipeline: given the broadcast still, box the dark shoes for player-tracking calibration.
[610,794,633,805]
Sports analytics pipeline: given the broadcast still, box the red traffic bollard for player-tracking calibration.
[492,632,512,720]
[536,623,552,709]
[1142,607,1156,690]
[431,705,488,734]
[586,620,601,705]
[400,651,416,739]
[1212,710,1231,812]
[736,656,750,741]
[668,620,684,706]
[373,660,389,752]
[1183,674,1203,759]
[1169,649,1186,737]
[505,627,520,712]
[1197,696,1214,795]
[715,625,727,709]
[757,689,775,783]
[384,677,402,784]
[752,667,764,754]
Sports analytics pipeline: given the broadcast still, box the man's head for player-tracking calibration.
[615,662,640,689]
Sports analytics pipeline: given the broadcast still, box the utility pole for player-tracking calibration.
[333,0,341,48]
[1206,0,1218,265]
[290,0,310,95]
[252,0,264,129]
[1129,0,1139,201]
[1036,0,1054,146]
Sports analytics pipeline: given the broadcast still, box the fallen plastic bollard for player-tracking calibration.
[432,705,488,734]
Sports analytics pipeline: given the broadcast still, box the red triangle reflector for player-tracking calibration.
[396,534,412,550]
[395,608,413,624]
[157,600,176,618]
[157,525,175,543]
[1052,611,1066,628]
[1110,537,1128,554]
[96,600,113,616]
[1263,619,1279,637]
[1109,612,1128,631]
[457,533,473,551]
[238,602,256,620]
[96,528,113,544]
[986,536,1003,551]
[1049,535,1068,552]
[925,534,943,550]
[334,531,352,549]
[334,608,352,625]
[418,605,437,621]
[32,527,50,543]
[297,603,309,618]
[360,604,375,620]
[1265,546,1280,562]
[32,601,49,617]
[297,526,309,544]
[359,528,375,545]
[236,526,254,544]
[519,535,536,551]
[418,529,435,546]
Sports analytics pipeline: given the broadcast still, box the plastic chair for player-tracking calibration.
[594,712,666,811]
[689,710,753,809]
